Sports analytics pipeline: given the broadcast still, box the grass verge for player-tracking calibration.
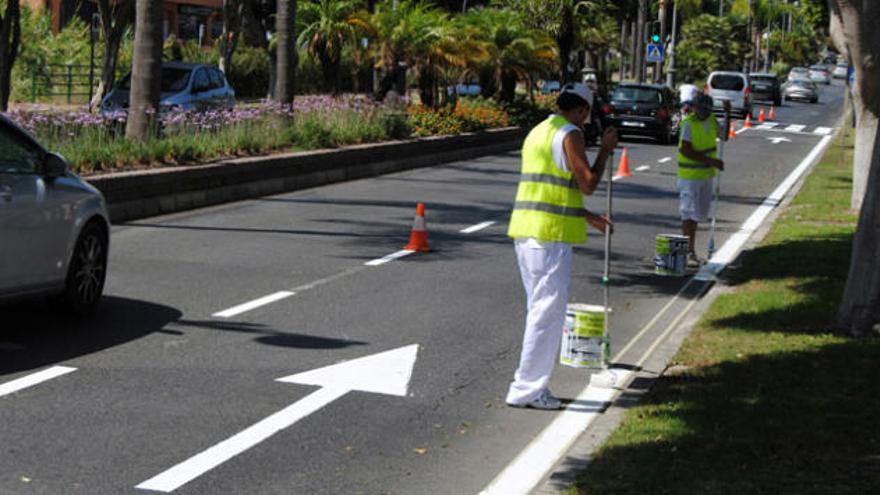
[568,128,880,494]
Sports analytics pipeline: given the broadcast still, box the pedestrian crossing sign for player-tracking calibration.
[646,43,664,63]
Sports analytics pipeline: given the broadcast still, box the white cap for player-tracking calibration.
[560,82,593,106]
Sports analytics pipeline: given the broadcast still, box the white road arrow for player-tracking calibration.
[767,136,792,144]
[136,344,419,493]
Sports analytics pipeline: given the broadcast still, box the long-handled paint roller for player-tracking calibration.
[589,147,620,389]
[708,102,732,261]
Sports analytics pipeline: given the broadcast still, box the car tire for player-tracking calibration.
[811,98,818,104]
[61,221,108,316]
[774,97,782,107]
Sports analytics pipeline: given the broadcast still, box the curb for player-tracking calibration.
[85,127,526,223]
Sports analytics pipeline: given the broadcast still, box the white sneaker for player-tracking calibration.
[507,390,563,410]
[687,252,705,268]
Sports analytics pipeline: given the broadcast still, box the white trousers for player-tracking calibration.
[506,239,572,405]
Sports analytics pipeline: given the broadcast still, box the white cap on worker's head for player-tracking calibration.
[560,82,593,106]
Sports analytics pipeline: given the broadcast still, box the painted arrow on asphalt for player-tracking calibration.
[767,136,792,144]
[136,344,419,493]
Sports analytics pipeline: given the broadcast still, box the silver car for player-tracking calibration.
[101,62,235,114]
[706,71,752,118]
[782,78,819,103]
[0,114,110,314]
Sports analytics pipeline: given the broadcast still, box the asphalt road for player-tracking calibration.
[1,80,847,495]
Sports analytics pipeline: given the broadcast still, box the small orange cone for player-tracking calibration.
[743,113,752,129]
[404,202,431,252]
[728,124,737,140]
[758,107,766,123]
[613,147,632,179]
[769,105,776,120]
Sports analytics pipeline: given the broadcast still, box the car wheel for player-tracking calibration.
[774,97,782,107]
[61,221,108,316]
[811,98,818,104]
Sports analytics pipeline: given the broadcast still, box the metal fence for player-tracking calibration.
[30,63,101,105]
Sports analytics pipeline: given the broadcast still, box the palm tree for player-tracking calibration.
[298,0,363,94]
[126,0,162,140]
[275,0,298,106]
[0,0,21,112]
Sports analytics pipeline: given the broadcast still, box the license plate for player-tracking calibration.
[621,121,645,128]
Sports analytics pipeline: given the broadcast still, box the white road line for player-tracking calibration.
[756,122,778,129]
[0,366,77,398]
[814,126,833,135]
[364,249,414,266]
[212,291,295,318]
[785,124,806,132]
[658,157,671,163]
[480,133,837,495]
[636,165,651,172]
[460,221,496,234]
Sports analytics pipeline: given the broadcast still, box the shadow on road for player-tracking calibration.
[0,296,181,376]
[175,319,368,349]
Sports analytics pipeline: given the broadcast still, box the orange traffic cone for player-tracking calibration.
[404,203,431,252]
[758,107,766,123]
[743,113,752,128]
[613,147,632,179]
[769,105,776,120]
[728,124,737,140]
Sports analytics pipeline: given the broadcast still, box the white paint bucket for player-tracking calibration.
[654,234,689,276]
[559,303,609,369]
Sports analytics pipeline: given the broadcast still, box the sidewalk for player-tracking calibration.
[560,128,880,493]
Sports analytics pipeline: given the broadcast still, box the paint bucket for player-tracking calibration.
[654,234,689,276]
[560,303,609,369]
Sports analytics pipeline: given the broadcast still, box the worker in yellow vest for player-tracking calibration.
[677,93,725,267]
[505,83,617,410]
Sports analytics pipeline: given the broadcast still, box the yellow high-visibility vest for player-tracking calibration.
[507,115,587,244]
[677,114,718,181]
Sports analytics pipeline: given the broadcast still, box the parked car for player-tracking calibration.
[101,62,236,114]
[706,71,752,118]
[833,63,848,79]
[0,114,110,314]
[808,65,831,85]
[600,83,680,144]
[782,78,819,103]
[448,83,481,97]
[540,80,561,94]
[748,72,782,106]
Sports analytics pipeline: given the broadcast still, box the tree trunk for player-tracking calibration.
[219,0,242,75]
[0,0,21,112]
[126,0,163,141]
[557,4,575,82]
[94,0,135,108]
[274,0,297,106]
[828,0,880,336]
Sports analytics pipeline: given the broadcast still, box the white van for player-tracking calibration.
[706,71,752,119]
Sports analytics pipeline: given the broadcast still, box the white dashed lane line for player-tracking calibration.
[213,291,296,318]
[0,366,77,398]
[635,165,651,172]
[460,221,496,234]
[364,249,415,267]
[658,157,672,163]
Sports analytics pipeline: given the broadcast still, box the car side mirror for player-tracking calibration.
[44,152,69,179]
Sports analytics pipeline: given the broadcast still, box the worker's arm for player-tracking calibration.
[680,139,724,171]
[563,127,619,195]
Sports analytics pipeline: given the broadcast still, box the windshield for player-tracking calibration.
[709,75,745,91]
[118,68,192,93]
[750,76,776,85]
[611,87,661,103]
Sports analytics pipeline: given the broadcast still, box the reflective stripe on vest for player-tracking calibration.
[677,115,718,180]
[507,115,587,244]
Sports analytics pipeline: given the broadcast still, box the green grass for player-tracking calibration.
[569,129,880,494]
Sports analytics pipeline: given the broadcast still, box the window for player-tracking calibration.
[192,69,211,92]
[709,75,745,91]
[0,126,40,175]
[208,69,224,90]
[161,68,192,93]
[611,87,661,103]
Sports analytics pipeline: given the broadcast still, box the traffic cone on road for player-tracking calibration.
[769,105,776,120]
[728,124,737,140]
[758,107,766,123]
[613,147,632,179]
[404,203,431,252]
[743,113,752,129]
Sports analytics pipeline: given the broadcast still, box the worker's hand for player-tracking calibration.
[587,212,613,235]
[600,127,618,153]
[713,158,725,171]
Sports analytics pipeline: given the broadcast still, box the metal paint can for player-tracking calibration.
[654,233,689,276]
[560,303,609,369]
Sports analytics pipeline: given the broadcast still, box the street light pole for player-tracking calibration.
[666,2,678,88]
[656,0,666,83]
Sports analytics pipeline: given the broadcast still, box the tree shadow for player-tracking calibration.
[0,296,181,375]
[175,319,368,349]
[564,340,880,494]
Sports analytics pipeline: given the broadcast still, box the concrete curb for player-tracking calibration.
[85,127,526,223]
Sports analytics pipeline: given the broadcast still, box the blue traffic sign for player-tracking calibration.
[646,43,665,63]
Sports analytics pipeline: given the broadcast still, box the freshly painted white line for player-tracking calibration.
[212,291,295,318]
[364,249,414,266]
[697,134,833,281]
[460,221,496,234]
[756,122,778,130]
[137,345,418,493]
[814,126,833,135]
[635,165,651,172]
[785,124,806,132]
[658,157,672,163]
[0,366,77,398]
[481,133,836,495]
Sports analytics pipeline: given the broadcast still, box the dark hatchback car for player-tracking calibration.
[600,83,679,144]
[749,72,782,106]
